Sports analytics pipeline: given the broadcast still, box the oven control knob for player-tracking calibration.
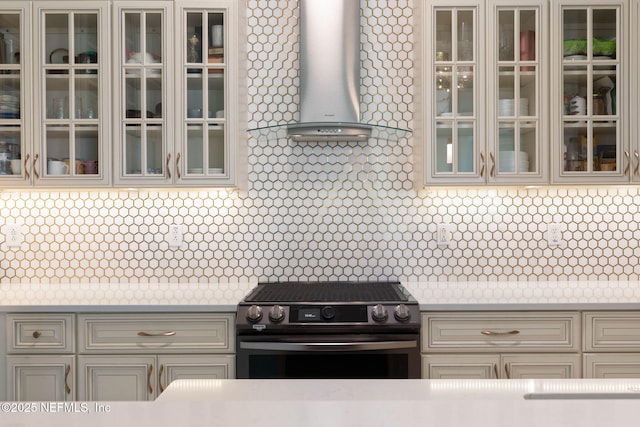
[394,304,411,322]
[246,305,263,323]
[268,305,285,323]
[371,304,388,322]
[321,306,335,320]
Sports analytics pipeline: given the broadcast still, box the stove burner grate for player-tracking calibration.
[245,281,409,303]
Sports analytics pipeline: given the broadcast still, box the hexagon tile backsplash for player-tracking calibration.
[2,1,640,284]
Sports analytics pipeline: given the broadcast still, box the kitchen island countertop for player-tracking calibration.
[2,378,640,426]
[2,280,640,311]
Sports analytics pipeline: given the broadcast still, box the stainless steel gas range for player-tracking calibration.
[236,281,421,379]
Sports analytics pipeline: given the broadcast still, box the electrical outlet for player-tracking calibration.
[167,225,184,249]
[4,223,23,248]
[547,223,563,247]
[437,223,451,248]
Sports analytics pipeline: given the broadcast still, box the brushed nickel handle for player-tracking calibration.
[176,152,181,179]
[33,153,40,180]
[634,151,640,176]
[147,364,153,395]
[159,364,165,393]
[166,153,172,179]
[479,152,485,177]
[481,330,520,336]
[489,152,495,177]
[493,363,499,379]
[624,151,630,175]
[137,331,177,337]
[23,154,30,180]
[32,331,42,338]
[504,363,511,379]
[64,364,71,394]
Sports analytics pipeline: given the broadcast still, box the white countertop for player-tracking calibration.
[2,379,640,426]
[2,280,640,311]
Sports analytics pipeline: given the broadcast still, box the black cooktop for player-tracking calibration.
[243,281,410,303]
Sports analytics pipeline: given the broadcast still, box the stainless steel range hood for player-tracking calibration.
[287,0,372,142]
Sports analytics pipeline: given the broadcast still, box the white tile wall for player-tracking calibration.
[1,1,640,284]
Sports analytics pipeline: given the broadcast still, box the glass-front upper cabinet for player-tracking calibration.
[114,2,172,186]
[34,2,110,186]
[425,3,485,185]
[176,2,238,187]
[487,0,547,184]
[551,0,627,183]
[0,4,30,187]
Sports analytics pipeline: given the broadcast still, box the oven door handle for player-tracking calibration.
[240,340,418,352]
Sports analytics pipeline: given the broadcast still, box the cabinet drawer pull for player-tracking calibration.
[32,331,42,339]
[159,364,165,393]
[137,331,177,337]
[147,364,153,394]
[480,329,520,336]
[64,364,71,394]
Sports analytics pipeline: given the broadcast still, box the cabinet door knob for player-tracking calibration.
[32,331,42,338]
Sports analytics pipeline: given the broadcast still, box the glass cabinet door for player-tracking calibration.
[554,2,624,182]
[0,7,27,185]
[179,9,227,182]
[428,4,483,184]
[42,12,99,178]
[116,5,169,184]
[489,2,546,183]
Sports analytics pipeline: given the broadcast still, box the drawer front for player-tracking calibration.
[422,312,580,353]
[584,312,640,352]
[78,313,234,354]
[7,314,75,353]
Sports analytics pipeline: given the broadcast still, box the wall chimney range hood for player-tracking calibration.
[287,0,371,142]
[248,0,410,142]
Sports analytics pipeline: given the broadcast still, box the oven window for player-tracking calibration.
[248,353,409,379]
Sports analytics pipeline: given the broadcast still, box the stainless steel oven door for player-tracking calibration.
[236,333,421,379]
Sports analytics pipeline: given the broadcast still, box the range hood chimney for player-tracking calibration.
[287,0,372,142]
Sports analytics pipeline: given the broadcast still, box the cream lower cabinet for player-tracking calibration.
[424,353,581,379]
[5,314,76,401]
[77,354,234,401]
[421,312,581,379]
[76,313,235,401]
[583,311,640,378]
[6,356,75,401]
